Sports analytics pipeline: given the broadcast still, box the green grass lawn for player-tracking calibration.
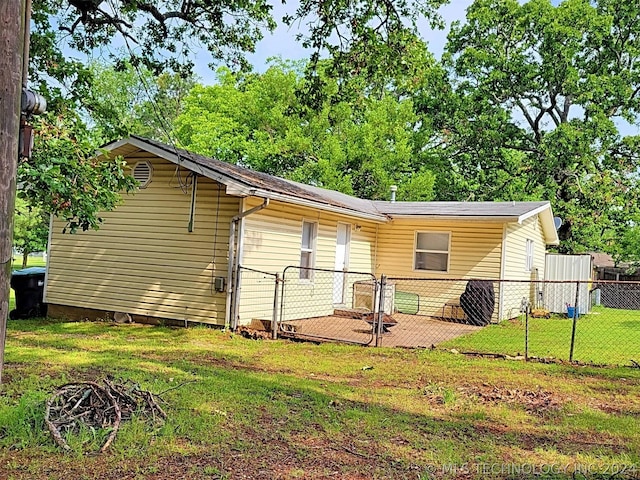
[444,306,640,366]
[1,318,640,479]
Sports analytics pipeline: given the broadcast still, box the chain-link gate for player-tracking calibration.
[278,266,380,345]
[235,266,279,335]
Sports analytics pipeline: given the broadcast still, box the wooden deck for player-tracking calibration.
[280,313,482,347]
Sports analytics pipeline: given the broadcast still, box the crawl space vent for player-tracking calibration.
[133,161,153,188]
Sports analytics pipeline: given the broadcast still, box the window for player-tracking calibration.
[414,232,450,272]
[525,239,534,272]
[300,221,317,280]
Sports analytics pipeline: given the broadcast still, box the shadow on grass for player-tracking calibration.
[2,320,640,479]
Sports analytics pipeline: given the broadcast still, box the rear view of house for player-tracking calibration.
[45,137,559,338]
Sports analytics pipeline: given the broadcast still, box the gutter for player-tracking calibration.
[227,187,388,223]
[385,215,522,222]
[111,138,387,224]
[224,197,270,329]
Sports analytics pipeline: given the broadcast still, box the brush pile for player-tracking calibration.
[44,379,166,453]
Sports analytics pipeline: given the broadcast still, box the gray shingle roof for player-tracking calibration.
[106,137,556,239]
[127,136,383,218]
[373,201,551,218]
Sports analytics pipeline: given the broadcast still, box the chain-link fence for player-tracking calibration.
[234,266,640,366]
[381,277,640,366]
[236,266,279,334]
[278,266,378,345]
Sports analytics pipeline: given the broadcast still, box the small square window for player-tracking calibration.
[414,232,450,272]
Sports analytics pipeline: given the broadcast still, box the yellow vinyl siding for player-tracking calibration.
[238,198,378,324]
[501,215,546,319]
[46,157,239,325]
[376,219,503,278]
[376,219,503,319]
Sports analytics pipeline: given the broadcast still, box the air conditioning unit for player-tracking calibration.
[353,280,395,314]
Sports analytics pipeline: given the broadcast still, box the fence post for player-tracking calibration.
[569,281,580,362]
[272,273,280,340]
[525,307,529,362]
[375,275,387,347]
[231,263,243,330]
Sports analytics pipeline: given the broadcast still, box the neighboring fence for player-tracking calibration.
[237,266,640,367]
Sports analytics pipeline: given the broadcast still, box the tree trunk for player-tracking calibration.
[22,251,28,269]
[0,0,26,386]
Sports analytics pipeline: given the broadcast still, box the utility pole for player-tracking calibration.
[0,0,26,386]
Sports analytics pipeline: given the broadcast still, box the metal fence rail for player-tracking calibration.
[234,266,640,367]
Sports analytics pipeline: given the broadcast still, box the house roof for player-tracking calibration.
[373,200,550,219]
[374,201,559,245]
[105,136,386,222]
[102,136,560,244]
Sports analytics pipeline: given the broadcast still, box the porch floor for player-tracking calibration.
[280,313,482,347]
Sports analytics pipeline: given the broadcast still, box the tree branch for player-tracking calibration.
[515,99,537,134]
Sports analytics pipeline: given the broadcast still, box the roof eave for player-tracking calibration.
[105,138,388,223]
[249,189,387,222]
[388,214,522,222]
[517,202,559,245]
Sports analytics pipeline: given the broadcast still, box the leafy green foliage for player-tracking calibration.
[436,0,640,253]
[13,198,49,269]
[18,113,138,233]
[175,61,435,200]
[84,62,195,144]
[30,0,446,105]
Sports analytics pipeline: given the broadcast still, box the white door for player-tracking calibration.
[333,223,351,305]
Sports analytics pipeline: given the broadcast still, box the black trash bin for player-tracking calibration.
[10,267,47,319]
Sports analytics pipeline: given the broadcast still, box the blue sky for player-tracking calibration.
[192,0,474,81]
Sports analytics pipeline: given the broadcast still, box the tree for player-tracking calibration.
[29,0,448,106]
[83,62,196,144]
[435,0,640,254]
[13,198,49,269]
[175,61,436,201]
[19,111,138,233]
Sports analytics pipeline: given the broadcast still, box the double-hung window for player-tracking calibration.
[525,239,534,272]
[414,232,450,272]
[300,220,317,280]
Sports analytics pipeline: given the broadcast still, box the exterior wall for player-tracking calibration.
[376,219,504,319]
[237,198,378,325]
[501,215,547,319]
[45,156,239,325]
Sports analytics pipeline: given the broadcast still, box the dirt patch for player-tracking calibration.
[460,384,562,414]
[592,401,640,417]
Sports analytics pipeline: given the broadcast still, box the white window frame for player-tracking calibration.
[300,220,318,281]
[525,238,534,272]
[413,231,451,273]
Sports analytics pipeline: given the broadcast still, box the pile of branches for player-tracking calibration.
[45,379,166,453]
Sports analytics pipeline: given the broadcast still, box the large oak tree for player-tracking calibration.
[434,0,640,254]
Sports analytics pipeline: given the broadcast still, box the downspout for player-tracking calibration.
[498,223,508,322]
[225,197,270,329]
